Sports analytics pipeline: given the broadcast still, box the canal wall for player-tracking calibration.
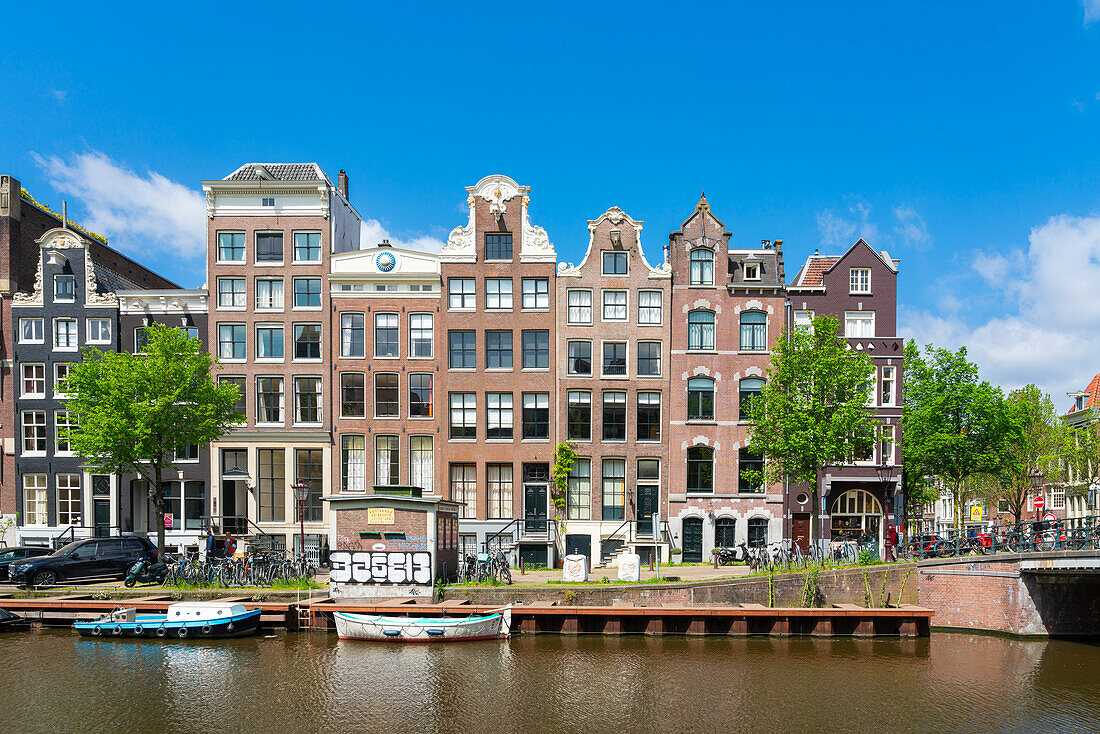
[442,564,919,608]
[915,552,1100,637]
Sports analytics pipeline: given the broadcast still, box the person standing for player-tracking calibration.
[205,530,216,560]
[224,532,237,558]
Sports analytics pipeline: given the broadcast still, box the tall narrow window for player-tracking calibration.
[21,364,45,398]
[638,290,662,324]
[688,377,715,421]
[739,378,764,421]
[409,314,433,357]
[217,232,245,262]
[341,313,365,357]
[690,248,714,285]
[57,473,82,525]
[688,310,715,350]
[54,319,78,349]
[487,393,514,440]
[55,410,76,453]
[522,393,550,439]
[295,448,324,521]
[21,411,47,454]
[23,474,48,525]
[255,278,284,310]
[256,377,284,423]
[410,436,434,493]
[738,448,764,493]
[567,290,592,324]
[637,392,661,441]
[637,341,661,376]
[601,459,626,520]
[409,373,433,417]
[567,340,592,376]
[294,231,321,262]
[602,391,627,440]
[374,373,399,417]
[486,464,513,519]
[219,376,246,419]
[294,377,321,424]
[485,233,513,260]
[451,464,476,518]
[256,325,284,360]
[341,434,366,492]
[375,435,399,486]
[54,274,76,302]
[486,330,513,369]
[567,391,591,440]
[257,448,285,522]
[450,393,476,439]
[739,311,766,351]
[374,313,398,357]
[881,366,896,406]
[687,446,714,493]
[293,323,322,360]
[218,324,245,360]
[602,342,627,377]
[340,373,365,417]
[567,459,591,520]
[217,277,246,309]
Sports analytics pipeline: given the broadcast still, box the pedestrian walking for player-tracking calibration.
[205,530,216,560]
[224,532,237,558]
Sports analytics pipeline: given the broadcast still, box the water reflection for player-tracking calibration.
[3,630,1098,734]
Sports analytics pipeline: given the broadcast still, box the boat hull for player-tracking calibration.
[74,609,262,639]
[334,610,509,642]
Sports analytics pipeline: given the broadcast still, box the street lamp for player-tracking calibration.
[292,479,311,557]
[876,463,892,560]
[1031,470,1044,523]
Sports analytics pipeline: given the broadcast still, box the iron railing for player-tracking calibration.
[483,518,559,557]
[902,515,1100,561]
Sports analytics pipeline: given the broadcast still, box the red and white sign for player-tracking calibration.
[1032,496,1045,510]
[163,513,174,528]
[1043,512,1056,522]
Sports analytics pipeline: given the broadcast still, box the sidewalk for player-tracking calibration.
[506,562,752,585]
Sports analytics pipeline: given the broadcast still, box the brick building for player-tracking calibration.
[785,239,903,554]
[666,195,786,562]
[556,206,671,566]
[202,163,361,555]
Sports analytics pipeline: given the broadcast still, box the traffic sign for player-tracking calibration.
[1033,495,1045,510]
[1043,512,1056,522]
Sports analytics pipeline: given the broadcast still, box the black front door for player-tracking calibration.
[94,499,111,538]
[565,534,591,564]
[524,483,547,533]
[636,485,658,536]
[682,518,704,563]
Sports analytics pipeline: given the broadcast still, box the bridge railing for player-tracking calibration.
[904,515,1099,561]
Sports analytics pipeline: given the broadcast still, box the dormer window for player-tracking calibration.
[54,274,76,302]
[689,249,713,285]
[743,263,760,281]
[850,267,871,294]
[1076,395,1088,411]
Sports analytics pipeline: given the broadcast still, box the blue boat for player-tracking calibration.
[74,602,261,639]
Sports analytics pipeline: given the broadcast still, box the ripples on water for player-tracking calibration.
[1,630,1097,733]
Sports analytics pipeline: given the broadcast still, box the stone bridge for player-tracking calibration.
[916,550,1100,637]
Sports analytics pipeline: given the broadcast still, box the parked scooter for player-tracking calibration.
[124,558,168,587]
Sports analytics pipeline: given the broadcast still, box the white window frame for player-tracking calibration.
[255,323,285,362]
[521,278,550,310]
[567,289,592,324]
[743,262,760,281]
[448,278,476,310]
[485,278,513,310]
[881,366,896,407]
[55,410,75,455]
[216,231,246,263]
[850,267,871,294]
[793,310,814,330]
[54,273,76,302]
[86,318,112,344]
[638,290,663,325]
[54,363,72,398]
[22,474,48,526]
[409,313,434,358]
[602,290,628,322]
[53,318,78,351]
[255,277,284,312]
[844,311,875,338]
[21,363,46,398]
[410,435,434,493]
[19,317,44,344]
[292,230,322,263]
[21,410,47,455]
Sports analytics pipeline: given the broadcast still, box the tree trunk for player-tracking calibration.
[152,464,166,557]
[811,480,822,556]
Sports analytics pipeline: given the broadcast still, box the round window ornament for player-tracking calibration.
[796,492,809,505]
[376,251,396,272]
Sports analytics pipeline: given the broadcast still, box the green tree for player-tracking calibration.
[901,343,1011,530]
[748,315,877,552]
[986,385,1066,523]
[899,341,940,522]
[61,323,241,555]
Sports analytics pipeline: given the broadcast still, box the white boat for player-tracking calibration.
[334,605,511,642]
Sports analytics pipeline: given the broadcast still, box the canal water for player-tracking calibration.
[1,630,1097,733]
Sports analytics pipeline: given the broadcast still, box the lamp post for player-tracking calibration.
[292,480,311,557]
[876,463,892,560]
[1031,470,1044,523]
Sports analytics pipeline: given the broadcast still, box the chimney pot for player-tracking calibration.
[338,169,349,199]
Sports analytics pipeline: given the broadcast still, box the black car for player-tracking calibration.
[7,537,158,587]
[0,546,52,581]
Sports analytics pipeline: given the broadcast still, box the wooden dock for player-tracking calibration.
[0,593,933,636]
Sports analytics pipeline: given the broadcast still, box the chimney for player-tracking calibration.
[338,169,349,199]
[379,238,391,248]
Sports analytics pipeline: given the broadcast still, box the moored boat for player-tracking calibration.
[0,607,26,631]
[334,605,511,642]
[74,602,262,639]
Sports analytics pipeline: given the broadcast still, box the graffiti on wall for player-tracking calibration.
[329,550,432,585]
[335,534,428,552]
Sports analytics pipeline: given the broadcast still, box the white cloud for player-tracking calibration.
[32,150,205,259]
[1083,0,1100,25]
[360,218,444,253]
[900,213,1100,403]
[893,205,931,251]
[50,89,67,103]
[816,199,879,247]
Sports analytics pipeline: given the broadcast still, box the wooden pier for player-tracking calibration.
[0,593,932,636]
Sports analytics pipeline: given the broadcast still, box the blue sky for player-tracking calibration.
[2,2,1099,402]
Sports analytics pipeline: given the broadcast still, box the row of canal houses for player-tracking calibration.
[0,165,904,568]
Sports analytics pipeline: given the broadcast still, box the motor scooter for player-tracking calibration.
[124,558,168,587]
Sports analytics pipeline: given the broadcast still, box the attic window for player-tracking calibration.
[261,197,275,207]
[850,268,871,294]
[743,263,760,281]
[1077,396,1087,411]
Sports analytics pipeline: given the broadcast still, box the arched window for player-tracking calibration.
[687,377,715,420]
[686,446,714,493]
[689,248,714,285]
[739,311,766,351]
[715,517,736,548]
[738,377,764,421]
[688,310,715,350]
[830,489,884,542]
[747,517,768,548]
